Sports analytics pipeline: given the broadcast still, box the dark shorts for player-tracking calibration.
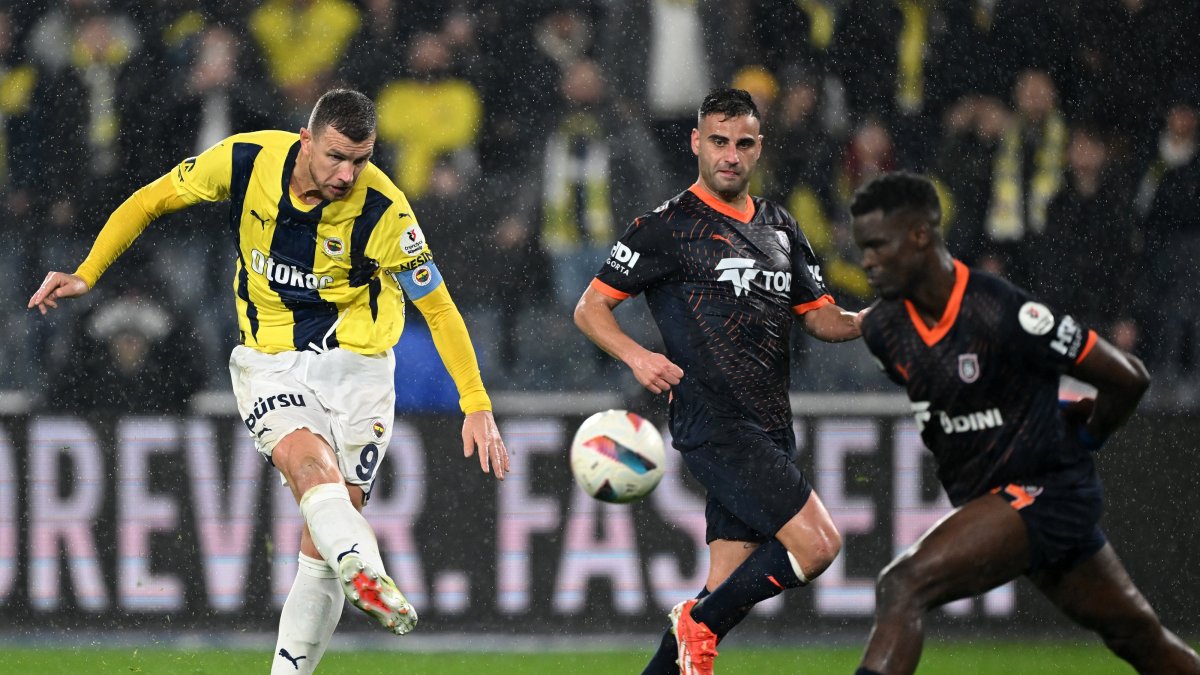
[681,425,813,544]
[992,466,1107,572]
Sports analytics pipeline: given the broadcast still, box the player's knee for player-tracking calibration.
[274,430,340,489]
[805,525,842,579]
[782,519,842,580]
[874,554,931,612]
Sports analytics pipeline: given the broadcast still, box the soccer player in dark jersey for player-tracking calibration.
[850,171,1200,675]
[29,90,509,673]
[574,88,864,675]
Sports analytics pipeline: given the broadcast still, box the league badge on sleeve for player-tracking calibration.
[1018,302,1055,335]
[401,224,426,255]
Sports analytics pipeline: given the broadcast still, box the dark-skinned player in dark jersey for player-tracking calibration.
[575,88,865,675]
[850,171,1200,675]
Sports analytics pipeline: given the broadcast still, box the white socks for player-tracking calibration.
[298,483,385,572]
[272,554,344,674]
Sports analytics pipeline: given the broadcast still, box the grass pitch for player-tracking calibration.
[0,641,1157,674]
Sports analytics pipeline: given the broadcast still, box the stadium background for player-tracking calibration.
[1,0,1198,670]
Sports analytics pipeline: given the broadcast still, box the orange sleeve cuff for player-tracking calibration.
[590,277,632,300]
[1075,329,1098,365]
[792,294,834,315]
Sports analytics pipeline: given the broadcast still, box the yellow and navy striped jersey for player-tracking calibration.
[172,130,438,355]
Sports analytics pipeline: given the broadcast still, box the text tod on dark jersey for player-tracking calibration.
[592,185,833,450]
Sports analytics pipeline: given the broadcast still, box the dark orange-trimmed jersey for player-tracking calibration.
[862,261,1099,505]
[591,184,832,449]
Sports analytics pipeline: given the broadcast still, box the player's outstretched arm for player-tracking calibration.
[462,410,509,481]
[573,286,683,395]
[801,302,865,343]
[27,271,90,315]
[1070,336,1151,443]
[28,172,196,317]
[410,283,509,480]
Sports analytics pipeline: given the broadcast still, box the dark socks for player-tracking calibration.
[691,539,803,637]
[855,669,885,675]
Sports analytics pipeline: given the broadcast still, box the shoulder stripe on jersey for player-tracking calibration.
[349,187,393,322]
[590,277,631,300]
[904,259,969,347]
[230,142,264,341]
[792,294,834,315]
[687,183,755,223]
[1075,329,1098,365]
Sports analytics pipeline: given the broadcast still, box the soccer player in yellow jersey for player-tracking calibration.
[29,89,509,673]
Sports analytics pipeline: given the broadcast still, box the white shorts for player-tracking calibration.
[229,345,396,490]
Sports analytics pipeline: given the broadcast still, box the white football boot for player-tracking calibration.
[337,554,418,635]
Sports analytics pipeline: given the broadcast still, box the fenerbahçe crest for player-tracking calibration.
[322,236,345,258]
[371,420,386,439]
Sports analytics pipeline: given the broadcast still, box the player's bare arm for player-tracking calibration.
[800,302,865,343]
[1069,337,1151,441]
[27,271,91,315]
[462,410,509,481]
[574,285,683,395]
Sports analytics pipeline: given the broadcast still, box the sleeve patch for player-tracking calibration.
[401,224,426,256]
[1018,301,1055,335]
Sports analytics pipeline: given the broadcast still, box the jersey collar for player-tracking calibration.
[904,259,969,347]
[688,182,755,223]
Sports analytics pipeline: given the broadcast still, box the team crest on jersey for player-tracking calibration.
[958,353,980,383]
[322,237,345,258]
[413,264,433,286]
[401,225,426,255]
[1018,302,1055,335]
[371,420,386,439]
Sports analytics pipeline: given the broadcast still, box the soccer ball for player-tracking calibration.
[570,409,666,503]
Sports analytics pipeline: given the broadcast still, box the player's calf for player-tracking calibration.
[1098,614,1200,674]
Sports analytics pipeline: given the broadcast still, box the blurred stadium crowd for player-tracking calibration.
[2,0,1198,410]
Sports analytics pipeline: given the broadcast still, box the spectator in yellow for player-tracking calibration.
[376,31,482,199]
[249,0,361,120]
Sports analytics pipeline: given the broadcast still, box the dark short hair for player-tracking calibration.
[308,89,376,142]
[849,171,941,225]
[697,88,759,125]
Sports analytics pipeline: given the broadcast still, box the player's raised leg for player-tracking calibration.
[857,494,1029,675]
[1029,543,1200,674]
[275,429,416,635]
